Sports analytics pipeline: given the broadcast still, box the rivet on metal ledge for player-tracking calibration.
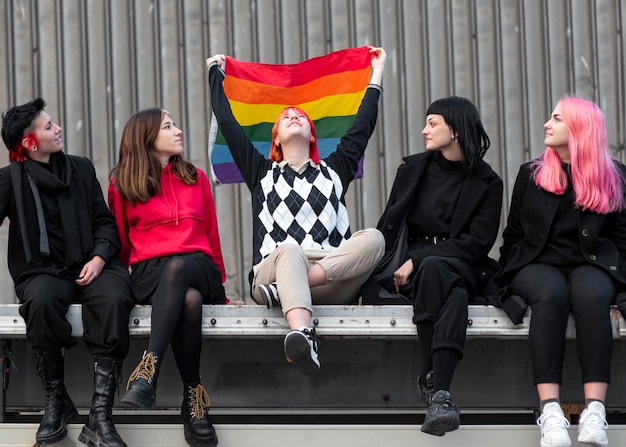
[133,318,140,325]
[262,319,268,325]
[339,319,344,324]
[210,318,217,325]
[313,319,319,325]
[390,319,396,325]
[467,319,473,326]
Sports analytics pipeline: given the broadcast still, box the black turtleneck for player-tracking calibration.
[407,151,465,238]
[534,164,585,267]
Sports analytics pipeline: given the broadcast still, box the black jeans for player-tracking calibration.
[511,263,615,385]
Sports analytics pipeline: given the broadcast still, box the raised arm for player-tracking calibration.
[206,55,270,189]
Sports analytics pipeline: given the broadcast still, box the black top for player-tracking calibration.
[407,152,464,238]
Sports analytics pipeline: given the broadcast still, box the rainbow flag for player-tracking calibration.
[208,46,373,184]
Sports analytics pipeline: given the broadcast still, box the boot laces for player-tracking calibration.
[189,384,211,419]
[126,352,157,390]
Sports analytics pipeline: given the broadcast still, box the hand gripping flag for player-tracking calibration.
[208,46,372,184]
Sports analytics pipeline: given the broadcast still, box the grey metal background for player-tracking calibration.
[1,0,625,302]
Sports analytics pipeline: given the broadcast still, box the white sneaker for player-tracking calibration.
[577,401,608,446]
[537,402,572,447]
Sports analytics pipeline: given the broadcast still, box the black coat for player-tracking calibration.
[0,153,122,289]
[376,151,503,288]
[498,161,626,287]
[496,161,626,321]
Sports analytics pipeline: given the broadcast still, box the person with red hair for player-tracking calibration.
[206,47,386,375]
[0,98,134,447]
[498,95,626,447]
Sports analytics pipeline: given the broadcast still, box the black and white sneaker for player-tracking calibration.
[421,390,460,436]
[259,282,281,309]
[416,371,434,405]
[283,328,320,375]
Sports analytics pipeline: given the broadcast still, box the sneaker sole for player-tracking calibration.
[577,434,606,447]
[421,414,460,437]
[284,334,320,375]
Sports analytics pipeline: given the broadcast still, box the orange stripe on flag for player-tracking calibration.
[224,67,371,105]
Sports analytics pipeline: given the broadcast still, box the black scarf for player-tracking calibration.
[10,152,93,266]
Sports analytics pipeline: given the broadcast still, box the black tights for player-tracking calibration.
[147,256,209,384]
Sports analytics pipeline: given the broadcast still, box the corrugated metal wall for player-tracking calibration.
[1,0,625,302]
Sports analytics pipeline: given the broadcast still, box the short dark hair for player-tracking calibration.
[1,97,46,162]
[426,96,490,174]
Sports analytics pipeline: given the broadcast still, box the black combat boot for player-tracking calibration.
[121,351,161,409]
[34,350,78,446]
[181,382,218,447]
[79,356,128,447]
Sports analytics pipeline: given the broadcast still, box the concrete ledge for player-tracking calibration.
[2,423,626,447]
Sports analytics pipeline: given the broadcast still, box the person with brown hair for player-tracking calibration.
[109,108,231,447]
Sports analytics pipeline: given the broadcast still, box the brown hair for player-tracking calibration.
[111,108,197,204]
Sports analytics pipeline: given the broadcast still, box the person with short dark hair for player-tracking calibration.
[365,96,503,437]
[0,97,135,447]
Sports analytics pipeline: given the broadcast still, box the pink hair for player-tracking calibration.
[531,95,625,214]
[269,107,320,163]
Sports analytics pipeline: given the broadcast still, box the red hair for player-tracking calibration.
[269,107,320,163]
[9,132,38,163]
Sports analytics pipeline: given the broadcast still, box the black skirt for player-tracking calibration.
[130,252,226,305]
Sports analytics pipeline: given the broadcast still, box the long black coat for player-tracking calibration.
[376,151,503,288]
[498,162,626,288]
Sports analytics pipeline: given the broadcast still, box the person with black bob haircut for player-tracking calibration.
[364,96,503,437]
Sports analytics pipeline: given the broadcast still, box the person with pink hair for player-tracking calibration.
[497,95,626,447]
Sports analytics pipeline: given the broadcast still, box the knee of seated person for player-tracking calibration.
[163,256,188,274]
[274,243,307,261]
[362,228,385,254]
[416,256,447,275]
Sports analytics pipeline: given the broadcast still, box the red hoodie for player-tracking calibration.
[108,165,226,283]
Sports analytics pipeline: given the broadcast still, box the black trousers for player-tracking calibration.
[412,256,480,359]
[511,263,615,385]
[17,259,134,358]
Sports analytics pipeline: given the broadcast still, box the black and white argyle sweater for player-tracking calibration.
[209,64,381,266]
[255,160,350,261]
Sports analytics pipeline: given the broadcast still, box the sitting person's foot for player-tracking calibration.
[416,371,434,405]
[283,328,320,375]
[421,390,460,436]
[259,282,280,309]
[577,401,608,447]
[537,402,571,447]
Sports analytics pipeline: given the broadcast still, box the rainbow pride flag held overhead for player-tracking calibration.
[208,46,373,184]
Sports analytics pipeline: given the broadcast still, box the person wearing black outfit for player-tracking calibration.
[0,98,135,447]
[365,96,502,436]
[497,96,626,447]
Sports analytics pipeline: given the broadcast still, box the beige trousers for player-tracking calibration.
[251,228,385,314]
